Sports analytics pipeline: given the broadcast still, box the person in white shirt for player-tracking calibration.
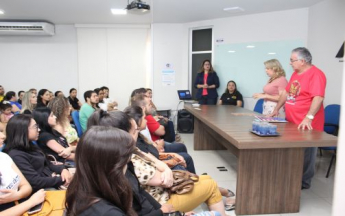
[0,131,45,215]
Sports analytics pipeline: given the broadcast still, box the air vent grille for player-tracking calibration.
[0,26,44,31]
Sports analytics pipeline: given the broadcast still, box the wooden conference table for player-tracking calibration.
[184,104,338,215]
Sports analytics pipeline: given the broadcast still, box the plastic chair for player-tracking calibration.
[71,111,83,137]
[253,99,264,114]
[319,104,340,178]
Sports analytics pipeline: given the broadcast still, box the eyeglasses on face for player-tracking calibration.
[290,59,300,63]
[29,124,40,130]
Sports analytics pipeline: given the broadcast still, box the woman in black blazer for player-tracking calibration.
[194,60,220,105]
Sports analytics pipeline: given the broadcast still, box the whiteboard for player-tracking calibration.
[214,40,304,97]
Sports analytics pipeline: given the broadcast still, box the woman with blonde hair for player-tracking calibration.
[253,59,288,116]
[20,91,37,114]
[48,96,78,146]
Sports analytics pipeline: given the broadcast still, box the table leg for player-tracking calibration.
[194,118,227,150]
[235,148,304,215]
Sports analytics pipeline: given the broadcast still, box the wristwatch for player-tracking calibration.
[306,114,314,120]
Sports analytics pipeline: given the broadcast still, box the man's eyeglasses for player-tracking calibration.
[290,59,300,63]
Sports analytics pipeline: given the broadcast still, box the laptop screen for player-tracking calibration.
[177,90,192,100]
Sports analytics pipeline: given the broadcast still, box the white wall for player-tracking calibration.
[152,8,309,110]
[333,60,345,216]
[0,25,78,96]
[151,23,189,112]
[308,0,345,106]
[76,25,150,110]
[307,1,345,215]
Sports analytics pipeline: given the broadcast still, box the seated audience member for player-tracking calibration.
[20,91,37,114]
[131,95,188,153]
[5,91,22,113]
[0,129,5,150]
[146,88,157,110]
[86,116,174,215]
[0,148,46,215]
[68,88,82,111]
[49,91,54,101]
[100,86,109,98]
[17,91,25,105]
[3,115,72,192]
[36,89,50,108]
[33,107,75,163]
[48,97,78,146]
[218,80,243,107]
[94,88,105,104]
[87,110,231,215]
[54,91,64,97]
[66,126,137,216]
[0,102,13,123]
[146,88,180,142]
[29,88,37,95]
[131,88,177,142]
[252,59,288,116]
[79,90,98,132]
[0,86,4,102]
[124,106,195,172]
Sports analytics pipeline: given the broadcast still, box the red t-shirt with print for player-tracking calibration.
[145,114,161,141]
[285,65,326,131]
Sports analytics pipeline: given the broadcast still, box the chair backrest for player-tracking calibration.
[253,99,264,114]
[71,111,83,137]
[324,104,340,135]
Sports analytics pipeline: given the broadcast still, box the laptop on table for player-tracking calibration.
[177,90,197,103]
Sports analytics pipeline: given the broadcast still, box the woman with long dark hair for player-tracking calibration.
[33,107,75,162]
[3,115,71,193]
[87,110,230,215]
[194,60,220,105]
[65,126,137,216]
[218,80,243,107]
[36,89,50,108]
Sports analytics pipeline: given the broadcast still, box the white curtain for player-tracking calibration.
[76,25,151,110]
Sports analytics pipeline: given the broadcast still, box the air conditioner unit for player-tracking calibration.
[0,22,55,36]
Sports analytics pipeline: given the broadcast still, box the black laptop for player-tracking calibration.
[177,90,195,103]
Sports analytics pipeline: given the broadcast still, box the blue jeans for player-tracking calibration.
[164,142,188,153]
[302,147,317,189]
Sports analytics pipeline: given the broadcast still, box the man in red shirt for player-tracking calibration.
[272,47,326,189]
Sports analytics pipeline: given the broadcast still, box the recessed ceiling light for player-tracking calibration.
[223,7,244,13]
[0,10,5,15]
[228,50,236,53]
[246,45,255,48]
[268,52,276,55]
[111,9,127,15]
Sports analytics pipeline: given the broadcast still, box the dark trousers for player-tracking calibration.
[199,96,217,105]
[302,147,317,189]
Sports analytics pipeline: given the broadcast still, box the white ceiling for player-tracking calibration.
[0,0,324,24]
